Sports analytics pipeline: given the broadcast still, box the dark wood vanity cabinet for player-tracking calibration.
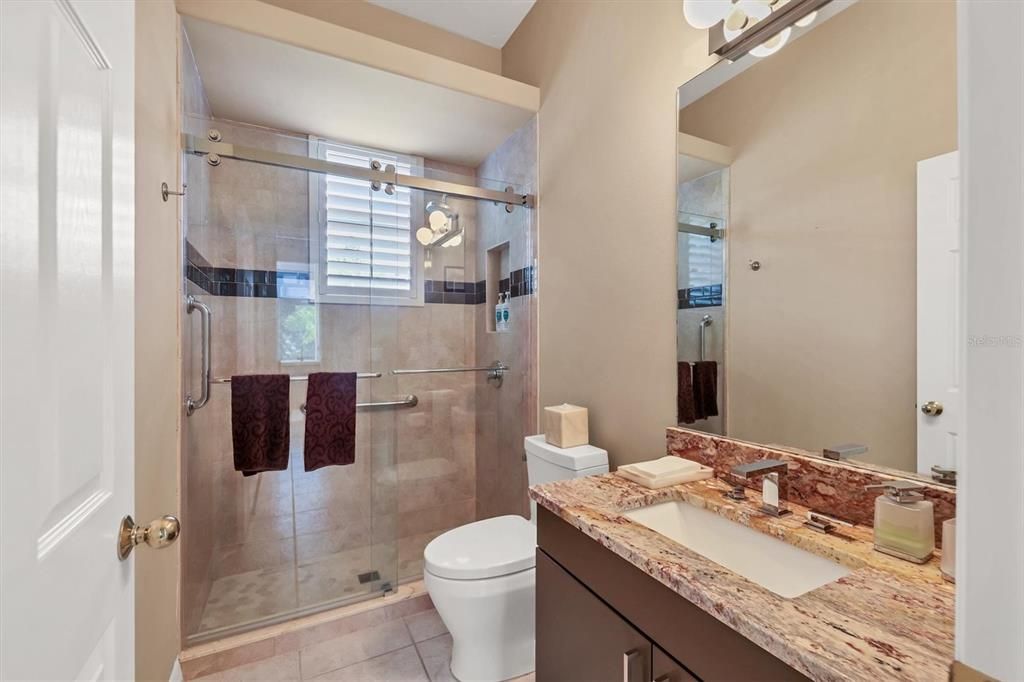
[535,507,809,682]
[537,551,655,681]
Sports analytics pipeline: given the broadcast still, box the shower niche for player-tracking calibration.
[178,11,538,645]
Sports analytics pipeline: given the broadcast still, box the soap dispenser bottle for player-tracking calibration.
[494,293,503,332]
[866,480,935,563]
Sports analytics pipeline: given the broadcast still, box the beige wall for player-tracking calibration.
[259,0,501,74]
[502,2,713,466]
[134,1,183,679]
[678,0,957,471]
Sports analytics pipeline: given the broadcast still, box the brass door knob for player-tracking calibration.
[117,514,180,561]
[921,401,944,416]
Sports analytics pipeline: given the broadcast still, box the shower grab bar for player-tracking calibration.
[185,295,212,416]
[698,315,713,362]
[300,395,418,413]
[210,373,381,384]
[391,361,508,387]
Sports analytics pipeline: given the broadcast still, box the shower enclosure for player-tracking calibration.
[178,106,537,643]
[677,166,727,434]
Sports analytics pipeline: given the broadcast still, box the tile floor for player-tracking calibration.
[193,608,536,682]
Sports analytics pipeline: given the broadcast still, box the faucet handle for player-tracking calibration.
[804,511,853,534]
[865,480,926,503]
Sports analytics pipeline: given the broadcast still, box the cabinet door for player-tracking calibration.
[537,550,651,682]
[653,645,700,682]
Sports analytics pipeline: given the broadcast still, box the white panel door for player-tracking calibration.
[0,1,135,680]
[916,151,960,480]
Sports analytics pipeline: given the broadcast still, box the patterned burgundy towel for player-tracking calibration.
[231,374,291,476]
[303,372,357,472]
[677,361,696,424]
[693,360,719,421]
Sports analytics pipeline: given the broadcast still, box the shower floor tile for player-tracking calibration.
[200,566,298,632]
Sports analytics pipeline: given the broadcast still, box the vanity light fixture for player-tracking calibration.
[683,0,829,61]
[416,195,464,250]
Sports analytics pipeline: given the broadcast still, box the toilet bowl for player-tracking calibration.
[424,436,609,681]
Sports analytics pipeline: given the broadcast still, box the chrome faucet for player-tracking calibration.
[725,459,791,517]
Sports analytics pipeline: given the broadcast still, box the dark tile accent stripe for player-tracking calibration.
[679,284,722,309]
[186,241,537,305]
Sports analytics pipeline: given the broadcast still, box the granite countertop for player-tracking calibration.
[529,473,954,682]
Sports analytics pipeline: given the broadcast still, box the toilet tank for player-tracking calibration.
[525,435,608,521]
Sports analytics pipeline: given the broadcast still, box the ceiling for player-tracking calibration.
[183,17,536,166]
[366,0,536,48]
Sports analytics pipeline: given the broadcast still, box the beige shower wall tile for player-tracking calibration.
[397,498,475,539]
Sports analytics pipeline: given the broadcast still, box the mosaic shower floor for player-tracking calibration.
[199,534,436,633]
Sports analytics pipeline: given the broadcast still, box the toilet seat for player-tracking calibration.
[424,515,536,580]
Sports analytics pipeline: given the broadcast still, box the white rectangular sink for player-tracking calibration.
[622,501,851,598]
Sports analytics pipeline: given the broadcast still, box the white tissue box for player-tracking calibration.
[544,403,588,449]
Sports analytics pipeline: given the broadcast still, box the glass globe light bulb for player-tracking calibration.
[724,0,770,41]
[749,25,790,57]
[416,227,434,246]
[428,210,448,230]
[683,0,733,29]
[795,10,816,27]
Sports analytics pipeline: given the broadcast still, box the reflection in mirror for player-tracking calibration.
[675,0,957,486]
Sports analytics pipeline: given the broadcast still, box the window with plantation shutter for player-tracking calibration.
[309,138,423,305]
[679,211,724,289]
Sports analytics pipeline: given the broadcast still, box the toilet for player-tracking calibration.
[424,435,609,681]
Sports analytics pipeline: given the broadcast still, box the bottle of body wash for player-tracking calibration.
[494,294,503,332]
[866,480,934,564]
[502,292,511,330]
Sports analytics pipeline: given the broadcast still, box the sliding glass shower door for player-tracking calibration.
[180,122,401,643]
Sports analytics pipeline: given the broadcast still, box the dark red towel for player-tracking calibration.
[231,374,290,476]
[303,372,357,471]
[677,361,696,424]
[693,360,719,421]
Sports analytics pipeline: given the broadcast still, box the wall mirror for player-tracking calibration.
[675,0,957,486]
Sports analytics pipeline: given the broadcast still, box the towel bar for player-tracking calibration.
[390,361,508,387]
[211,373,381,384]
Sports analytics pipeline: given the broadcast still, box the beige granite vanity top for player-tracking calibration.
[529,474,954,682]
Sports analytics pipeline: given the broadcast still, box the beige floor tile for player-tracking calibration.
[307,646,428,681]
[413,634,455,682]
[193,651,300,681]
[299,618,412,679]
[403,609,448,643]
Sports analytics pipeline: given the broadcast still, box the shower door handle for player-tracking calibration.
[185,294,212,416]
[698,315,712,362]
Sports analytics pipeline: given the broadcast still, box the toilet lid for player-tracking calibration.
[424,515,536,580]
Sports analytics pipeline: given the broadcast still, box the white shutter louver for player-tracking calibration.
[317,143,419,297]
[680,211,724,288]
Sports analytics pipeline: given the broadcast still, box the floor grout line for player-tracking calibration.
[404,617,432,681]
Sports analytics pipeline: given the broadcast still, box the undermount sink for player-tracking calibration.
[622,501,851,598]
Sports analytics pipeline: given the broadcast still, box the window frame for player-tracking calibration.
[308,136,425,307]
